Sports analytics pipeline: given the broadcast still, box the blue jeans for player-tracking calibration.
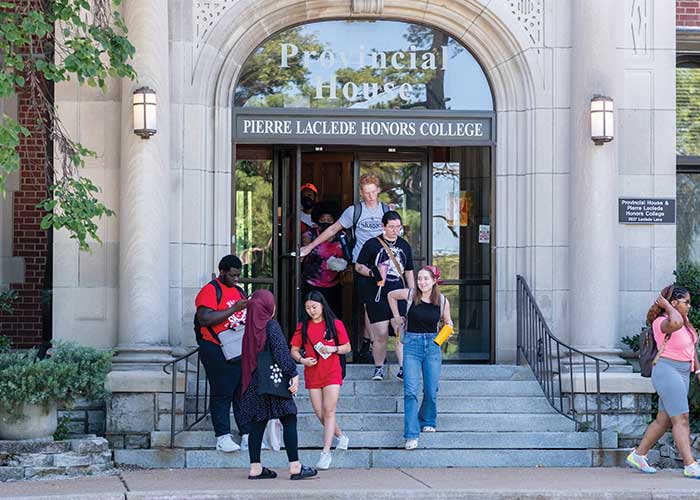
[402,332,442,439]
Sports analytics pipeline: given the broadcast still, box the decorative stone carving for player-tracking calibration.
[351,0,384,14]
[196,1,235,48]
[629,0,649,55]
[508,0,542,48]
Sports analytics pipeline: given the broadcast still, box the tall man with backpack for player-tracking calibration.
[300,173,390,364]
[194,255,250,453]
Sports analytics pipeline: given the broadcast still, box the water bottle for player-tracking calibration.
[337,231,352,262]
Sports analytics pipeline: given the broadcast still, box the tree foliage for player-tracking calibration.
[0,0,135,251]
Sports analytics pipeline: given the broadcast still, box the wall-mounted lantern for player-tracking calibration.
[133,86,157,139]
[590,95,613,145]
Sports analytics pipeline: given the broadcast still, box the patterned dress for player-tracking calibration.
[238,320,299,424]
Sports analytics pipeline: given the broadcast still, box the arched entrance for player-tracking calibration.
[189,0,538,363]
[231,19,494,362]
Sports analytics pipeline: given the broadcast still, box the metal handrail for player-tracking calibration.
[516,275,610,449]
[163,347,209,448]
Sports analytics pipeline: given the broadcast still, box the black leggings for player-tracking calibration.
[248,413,299,464]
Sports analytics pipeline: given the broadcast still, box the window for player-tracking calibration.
[678,56,700,266]
[234,19,493,111]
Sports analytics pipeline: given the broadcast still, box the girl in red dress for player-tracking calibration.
[290,291,351,470]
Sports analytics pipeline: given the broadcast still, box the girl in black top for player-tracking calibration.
[388,266,452,450]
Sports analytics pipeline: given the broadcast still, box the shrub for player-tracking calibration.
[0,341,112,421]
[0,289,17,314]
[621,334,640,352]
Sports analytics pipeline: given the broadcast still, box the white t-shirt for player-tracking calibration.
[300,211,314,228]
[338,202,385,262]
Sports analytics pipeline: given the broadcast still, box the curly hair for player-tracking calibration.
[646,284,694,332]
[359,173,380,189]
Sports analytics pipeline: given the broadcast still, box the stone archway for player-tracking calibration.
[182,0,542,361]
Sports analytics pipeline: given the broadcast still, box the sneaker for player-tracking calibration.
[216,434,240,453]
[625,449,656,473]
[684,460,700,478]
[335,433,349,451]
[372,366,385,381]
[405,438,418,450]
[240,434,249,451]
[421,426,436,433]
[396,367,404,380]
[316,451,332,470]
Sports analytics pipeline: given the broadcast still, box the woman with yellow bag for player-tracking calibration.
[388,266,453,450]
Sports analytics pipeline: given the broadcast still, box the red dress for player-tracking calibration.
[290,319,349,389]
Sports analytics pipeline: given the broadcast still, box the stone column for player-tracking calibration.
[569,1,623,362]
[115,0,171,367]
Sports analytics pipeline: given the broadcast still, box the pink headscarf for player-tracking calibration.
[240,289,276,395]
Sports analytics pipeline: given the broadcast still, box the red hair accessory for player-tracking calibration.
[422,265,443,284]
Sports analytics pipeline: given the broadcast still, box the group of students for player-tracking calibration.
[196,175,700,479]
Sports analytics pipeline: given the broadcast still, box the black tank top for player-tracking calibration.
[406,301,441,333]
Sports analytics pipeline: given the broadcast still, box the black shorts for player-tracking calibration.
[365,298,406,331]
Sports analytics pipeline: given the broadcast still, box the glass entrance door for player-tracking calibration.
[430,147,492,361]
[234,145,492,360]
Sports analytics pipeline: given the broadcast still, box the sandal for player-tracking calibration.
[248,467,277,480]
[290,464,318,480]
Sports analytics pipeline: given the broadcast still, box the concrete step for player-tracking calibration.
[177,412,577,433]
[183,395,560,414]
[186,379,547,398]
[151,429,617,450]
[115,448,596,469]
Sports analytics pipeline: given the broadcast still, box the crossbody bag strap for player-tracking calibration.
[376,237,406,288]
[652,333,672,366]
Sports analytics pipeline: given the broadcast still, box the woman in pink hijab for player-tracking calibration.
[238,289,317,480]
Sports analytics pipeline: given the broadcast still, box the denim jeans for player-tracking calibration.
[402,332,442,439]
[198,339,250,437]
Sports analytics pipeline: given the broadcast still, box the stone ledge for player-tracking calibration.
[0,437,114,482]
[561,372,655,393]
[107,370,185,393]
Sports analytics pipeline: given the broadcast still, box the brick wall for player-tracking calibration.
[678,0,700,27]
[0,0,51,348]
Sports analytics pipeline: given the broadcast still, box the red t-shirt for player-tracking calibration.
[291,319,350,389]
[194,279,246,345]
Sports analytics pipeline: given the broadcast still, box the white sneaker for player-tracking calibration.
[240,434,249,451]
[216,434,240,452]
[335,433,349,451]
[316,451,332,470]
[684,460,700,478]
[625,449,656,473]
[421,426,436,433]
[405,439,418,450]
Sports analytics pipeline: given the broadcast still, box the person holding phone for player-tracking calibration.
[290,291,352,470]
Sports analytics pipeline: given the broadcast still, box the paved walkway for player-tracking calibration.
[2,467,700,499]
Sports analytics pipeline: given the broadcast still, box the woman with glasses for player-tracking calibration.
[627,284,700,478]
[354,210,415,381]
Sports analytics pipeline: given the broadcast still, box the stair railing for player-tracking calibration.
[163,347,209,448]
[516,275,609,449]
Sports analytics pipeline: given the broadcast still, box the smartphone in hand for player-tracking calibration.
[314,341,332,359]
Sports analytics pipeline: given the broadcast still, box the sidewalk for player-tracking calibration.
[3,467,700,500]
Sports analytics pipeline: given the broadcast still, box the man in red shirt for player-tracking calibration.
[195,255,250,452]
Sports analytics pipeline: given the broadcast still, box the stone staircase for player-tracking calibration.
[121,364,619,469]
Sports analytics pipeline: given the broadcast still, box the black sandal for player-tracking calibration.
[290,464,318,480]
[248,467,277,480]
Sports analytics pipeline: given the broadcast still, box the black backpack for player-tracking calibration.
[193,280,247,344]
[349,201,390,254]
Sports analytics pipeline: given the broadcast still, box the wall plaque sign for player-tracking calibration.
[618,198,676,224]
[234,110,493,146]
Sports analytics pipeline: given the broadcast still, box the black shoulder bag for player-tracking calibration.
[256,326,293,398]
